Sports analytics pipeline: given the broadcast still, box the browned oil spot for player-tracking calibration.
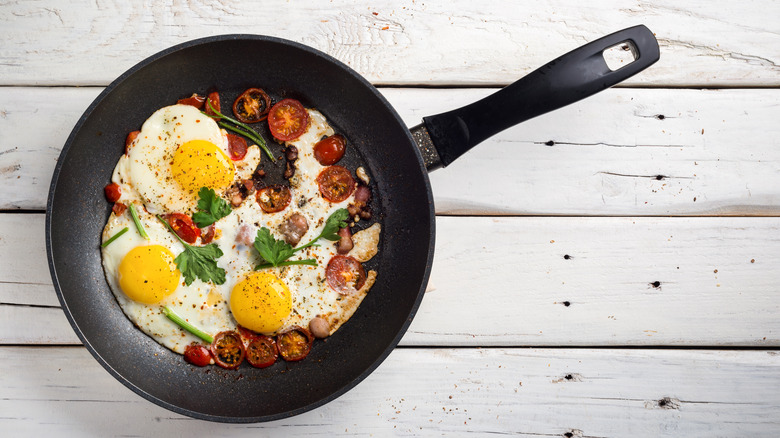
[0,164,21,175]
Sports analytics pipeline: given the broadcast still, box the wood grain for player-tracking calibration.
[0,1,778,86]
[4,214,779,346]
[1,346,778,436]
[2,87,779,215]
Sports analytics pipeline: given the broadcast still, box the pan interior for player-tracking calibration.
[47,35,434,422]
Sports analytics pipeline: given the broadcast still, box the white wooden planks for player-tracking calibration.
[4,214,779,346]
[1,0,779,86]
[1,346,778,436]
[2,87,779,215]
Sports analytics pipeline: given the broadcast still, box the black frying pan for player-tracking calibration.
[47,26,659,422]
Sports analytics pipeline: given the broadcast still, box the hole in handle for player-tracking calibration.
[602,41,638,71]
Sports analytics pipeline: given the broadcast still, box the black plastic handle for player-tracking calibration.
[419,25,660,170]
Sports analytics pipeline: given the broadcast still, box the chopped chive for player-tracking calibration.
[217,120,276,163]
[204,102,276,162]
[162,305,214,344]
[101,227,129,248]
[156,214,184,245]
[127,203,149,240]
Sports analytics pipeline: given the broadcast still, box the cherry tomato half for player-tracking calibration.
[277,326,314,362]
[245,335,278,368]
[204,91,221,119]
[317,166,356,203]
[210,331,245,369]
[233,88,271,124]
[326,255,367,295]
[226,133,248,160]
[256,185,292,213]
[164,213,201,244]
[125,130,140,155]
[237,325,260,343]
[267,99,309,141]
[184,343,212,367]
[104,182,121,203]
[177,93,206,109]
[313,134,347,166]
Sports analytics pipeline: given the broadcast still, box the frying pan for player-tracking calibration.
[47,26,659,422]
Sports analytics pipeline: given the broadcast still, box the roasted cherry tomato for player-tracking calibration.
[245,335,278,368]
[104,182,121,203]
[226,133,248,161]
[125,130,140,155]
[267,99,309,141]
[184,343,212,367]
[313,134,346,166]
[112,202,127,216]
[326,255,367,295]
[233,88,271,124]
[237,325,260,343]
[277,326,314,362]
[164,213,201,244]
[210,331,245,369]
[256,185,292,213]
[200,224,215,244]
[317,166,356,203]
[204,91,221,119]
[177,93,206,109]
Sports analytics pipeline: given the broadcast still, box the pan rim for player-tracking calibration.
[45,33,436,422]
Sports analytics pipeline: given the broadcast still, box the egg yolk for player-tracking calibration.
[171,139,235,192]
[118,245,180,304]
[230,272,292,334]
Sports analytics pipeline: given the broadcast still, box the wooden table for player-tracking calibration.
[2,1,780,435]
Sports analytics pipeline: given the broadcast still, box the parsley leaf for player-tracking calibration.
[253,208,349,270]
[175,243,226,285]
[254,227,296,267]
[192,187,232,228]
[157,215,227,286]
[316,208,350,242]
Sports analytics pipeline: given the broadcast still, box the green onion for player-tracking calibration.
[204,102,276,162]
[156,214,184,245]
[127,203,149,240]
[101,227,129,248]
[161,305,214,344]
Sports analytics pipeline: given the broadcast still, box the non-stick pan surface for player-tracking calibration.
[47,35,435,422]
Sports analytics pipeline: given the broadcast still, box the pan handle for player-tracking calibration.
[414,25,660,171]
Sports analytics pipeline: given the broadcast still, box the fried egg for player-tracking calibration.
[112,104,260,215]
[101,102,379,356]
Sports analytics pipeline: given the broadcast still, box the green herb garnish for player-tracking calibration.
[295,208,350,251]
[128,203,149,240]
[254,208,349,270]
[161,305,214,343]
[192,187,232,228]
[205,101,275,162]
[157,215,226,286]
[101,227,129,248]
